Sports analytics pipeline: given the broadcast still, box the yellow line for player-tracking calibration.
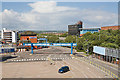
[74,55,119,78]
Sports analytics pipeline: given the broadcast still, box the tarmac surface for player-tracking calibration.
[1,46,116,78]
[2,59,111,78]
[76,52,119,77]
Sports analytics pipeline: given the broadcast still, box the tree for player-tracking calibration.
[47,35,59,43]
[100,42,119,49]
[65,35,76,43]
[59,32,68,37]
[76,38,84,50]
[115,34,120,47]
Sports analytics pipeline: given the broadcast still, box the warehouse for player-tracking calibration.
[93,46,120,64]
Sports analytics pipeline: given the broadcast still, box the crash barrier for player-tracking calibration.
[76,57,119,79]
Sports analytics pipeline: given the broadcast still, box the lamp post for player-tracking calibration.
[87,43,89,54]
[99,34,100,40]
[86,39,89,55]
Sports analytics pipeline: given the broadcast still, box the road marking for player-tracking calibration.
[63,59,88,78]
[76,56,115,78]
[72,59,99,78]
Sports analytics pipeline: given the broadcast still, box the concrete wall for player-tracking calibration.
[12,31,17,43]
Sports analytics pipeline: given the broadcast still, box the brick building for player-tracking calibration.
[19,31,37,49]
[101,26,120,30]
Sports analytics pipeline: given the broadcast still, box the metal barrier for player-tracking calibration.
[76,56,119,78]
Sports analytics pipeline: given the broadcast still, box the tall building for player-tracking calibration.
[68,21,83,35]
[1,28,19,43]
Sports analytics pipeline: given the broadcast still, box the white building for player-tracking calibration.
[1,28,19,43]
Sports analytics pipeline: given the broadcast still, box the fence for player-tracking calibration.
[75,56,119,79]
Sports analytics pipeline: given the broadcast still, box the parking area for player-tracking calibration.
[2,58,111,78]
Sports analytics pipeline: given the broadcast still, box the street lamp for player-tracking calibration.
[99,34,100,40]
[86,39,89,55]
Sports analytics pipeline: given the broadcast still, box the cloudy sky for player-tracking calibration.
[0,1,118,31]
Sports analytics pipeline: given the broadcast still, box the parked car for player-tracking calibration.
[58,66,70,73]
[38,47,42,49]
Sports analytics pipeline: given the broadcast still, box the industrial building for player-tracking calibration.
[101,26,120,30]
[1,28,19,43]
[68,21,83,35]
[19,31,37,48]
[79,28,101,36]
[93,46,120,64]
[0,47,15,53]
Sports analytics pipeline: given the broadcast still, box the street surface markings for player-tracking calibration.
[63,59,88,78]
[55,61,75,78]
[76,56,116,78]
[69,59,99,78]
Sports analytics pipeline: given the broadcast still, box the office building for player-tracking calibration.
[68,21,83,35]
[1,28,19,43]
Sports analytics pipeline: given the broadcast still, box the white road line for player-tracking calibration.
[57,61,76,78]
[73,59,99,78]
[63,59,88,78]
[76,57,112,78]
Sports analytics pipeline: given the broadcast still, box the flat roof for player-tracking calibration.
[79,28,100,30]
[101,25,120,28]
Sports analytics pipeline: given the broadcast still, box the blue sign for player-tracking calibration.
[24,43,77,46]
[30,37,37,39]
[93,46,105,55]
[38,38,47,40]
